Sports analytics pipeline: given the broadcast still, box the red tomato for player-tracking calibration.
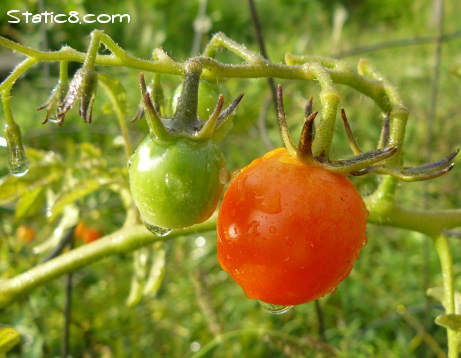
[75,221,102,243]
[74,221,86,238]
[217,148,368,306]
[81,228,102,243]
[16,225,35,243]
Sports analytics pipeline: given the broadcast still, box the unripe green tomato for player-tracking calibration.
[129,135,227,230]
[171,80,222,121]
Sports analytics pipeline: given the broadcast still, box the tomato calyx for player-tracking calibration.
[277,85,458,180]
[135,61,243,144]
[277,85,398,175]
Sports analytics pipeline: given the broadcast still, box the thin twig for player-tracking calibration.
[258,95,273,149]
[247,0,276,147]
[336,29,460,58]
[191,0,209,56]
[62,235,75,358]
[314,300,326,341]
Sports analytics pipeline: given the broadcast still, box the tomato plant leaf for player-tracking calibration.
[427,287,461,314]
[15,186,46,220]
[47,177,116,222]
[0,164,63,205]
[33,205,79,255]
[98,74,128,116]
[0,327,20,354]
[143,243,166,296]
[435,314,461,332]
[78,142,103,160]
[126,248,150,307]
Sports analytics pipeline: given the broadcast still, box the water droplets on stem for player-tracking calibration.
[144,222,172,237]
[7,144,29,177]
[259,300,293,315]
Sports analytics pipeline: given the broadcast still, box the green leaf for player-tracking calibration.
[33,205,79,255]
[0,163,63,205]
[47,177,114,222]
[126,248,150,307]
[143,243,166,296]
[15,186,46,219]
[78,142,103,158]
[427,287,461,314]
[435,314,461,331]
[449,67,461,79]
[0,327,20,353]
[98,74,128,115]
[427,287,445,305]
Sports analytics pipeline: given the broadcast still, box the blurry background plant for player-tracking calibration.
[0,0,460,357]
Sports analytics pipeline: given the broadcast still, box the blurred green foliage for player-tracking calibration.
[1,0,461,357]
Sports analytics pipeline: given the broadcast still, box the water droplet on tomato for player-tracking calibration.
[259,301,293,315]
[144,222,172,237]
[269,226,276,233]
[228,224,239,239]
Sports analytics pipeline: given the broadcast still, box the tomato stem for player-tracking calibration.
[173,59,203,133]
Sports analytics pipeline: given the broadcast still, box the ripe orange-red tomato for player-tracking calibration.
[75,221,102,243]
[16,225,35,243]
[217,148,368,306]
[81,227,102,243]
[74,221,86,238]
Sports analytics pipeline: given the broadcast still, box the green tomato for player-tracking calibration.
[171,80,222,121]
[129,135,227,230]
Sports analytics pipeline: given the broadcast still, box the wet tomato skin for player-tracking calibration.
[129,136,226,230]
[217,148,368,306]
